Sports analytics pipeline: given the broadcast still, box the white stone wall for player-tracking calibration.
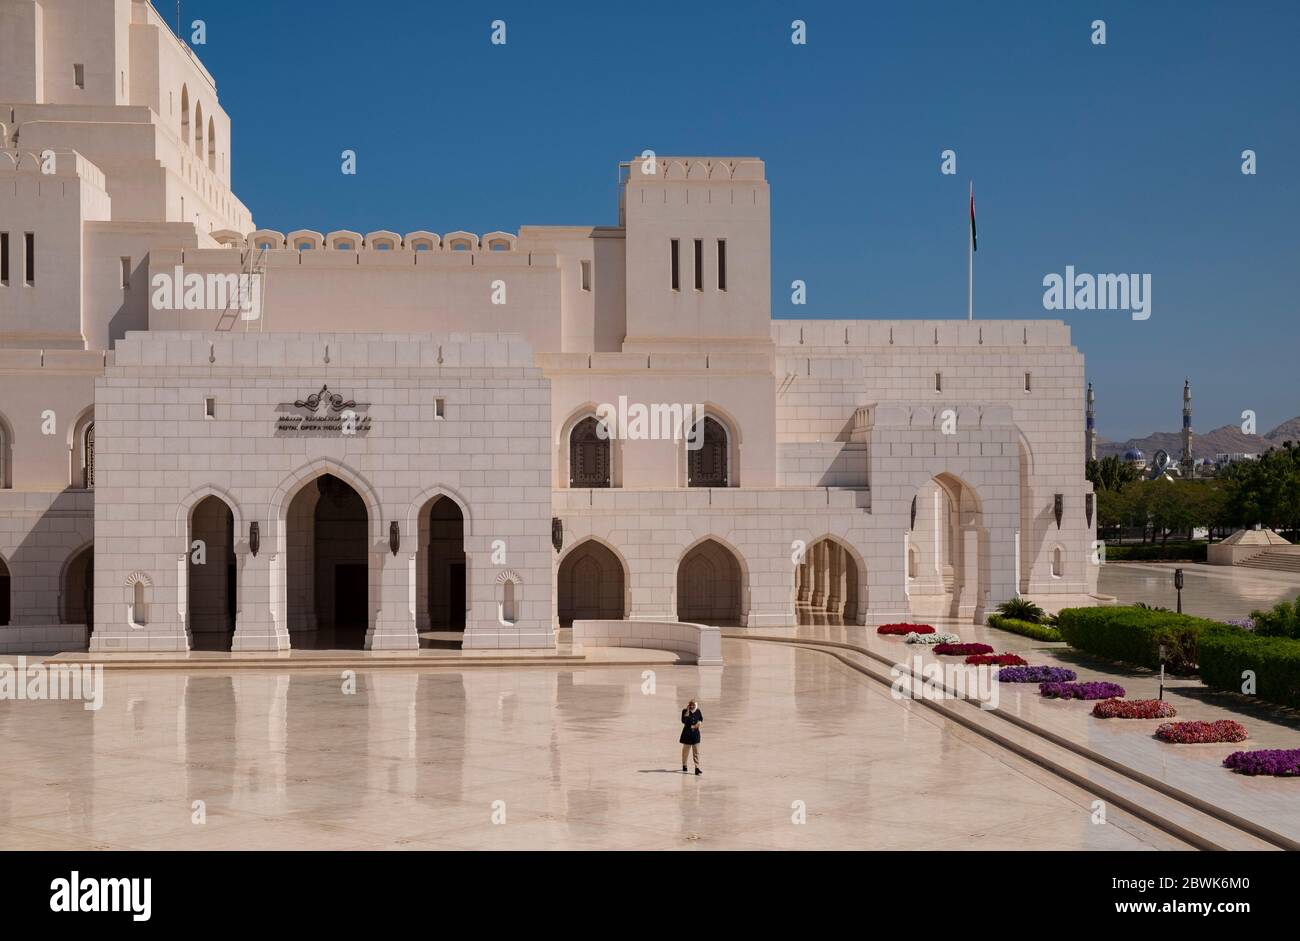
[89,331,553,652]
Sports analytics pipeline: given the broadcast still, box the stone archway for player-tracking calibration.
[907,472,985,620]
[676,537,746,625]
[285,473,369,649]
[557,539,627,626]
[188,495,237,651]
[795,536,865,625]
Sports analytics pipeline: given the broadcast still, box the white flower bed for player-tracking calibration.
[904,631,962,645]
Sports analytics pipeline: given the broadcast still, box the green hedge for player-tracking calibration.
[986,614,1063,642]
[1055,606,1223,674]
[1198,628,1300,709]
[1102,542,1209,562]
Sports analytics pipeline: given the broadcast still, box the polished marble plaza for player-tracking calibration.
[1098,561,1300,621]
[0,637,1175,851]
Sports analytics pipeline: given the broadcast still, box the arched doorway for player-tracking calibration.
[676,538,745,624]
[286,473,368,649]
[188,495,236,652]
[557,539,626,626]
[795,537,864,625]
[63,545,94,635]
[907,473,984,620]
[416,495,466,646]
[0,554,10,626]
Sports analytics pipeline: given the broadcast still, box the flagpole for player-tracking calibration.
[967,181,973,321]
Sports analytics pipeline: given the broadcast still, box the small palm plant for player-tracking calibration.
[996,597,1046,624]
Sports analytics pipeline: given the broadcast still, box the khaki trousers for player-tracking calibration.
[681,743,701,768]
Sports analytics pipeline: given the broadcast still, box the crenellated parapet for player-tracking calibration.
[241,229,523,253]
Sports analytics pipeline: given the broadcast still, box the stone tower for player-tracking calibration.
[1181,379,1194,478]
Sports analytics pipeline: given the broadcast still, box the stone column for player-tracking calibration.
[826,545,844,615]
[231,546,291,651]
[797,560,812,603]
[811,542,828,607]
[367,544,419,650]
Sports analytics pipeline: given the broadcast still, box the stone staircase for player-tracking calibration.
[1238,548,1300,574]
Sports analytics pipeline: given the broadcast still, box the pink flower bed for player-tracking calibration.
[965,653,1028,666]
[1155,720,1249,744]
[877,623,934,636]
[932,642,994,656]
[1039,681,1127,700]
[1091,699,1177,719]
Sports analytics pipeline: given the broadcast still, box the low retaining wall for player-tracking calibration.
[572,619,723,665]
[0,624,90,655]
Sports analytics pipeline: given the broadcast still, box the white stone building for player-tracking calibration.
[0,0,1098,654]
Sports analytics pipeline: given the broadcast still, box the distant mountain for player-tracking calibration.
[1096,417,1300,460]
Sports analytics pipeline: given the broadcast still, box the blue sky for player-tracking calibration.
[181,0,1298,440]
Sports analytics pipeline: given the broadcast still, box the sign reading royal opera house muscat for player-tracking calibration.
[0,0,1097,658]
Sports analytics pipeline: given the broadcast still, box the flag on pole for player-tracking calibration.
[969,183,977,252]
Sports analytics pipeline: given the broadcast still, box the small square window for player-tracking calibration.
[434,397,446,420]
[204,396,216,419]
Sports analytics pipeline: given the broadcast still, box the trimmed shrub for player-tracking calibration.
[1249,595,1300,639]
[1055,606,1224,674]
[1156,720,1248,744]
[1198,627,1300,710]
[986,614,1063,643]
[1091,699,1177,719]
[1102,542,1209,563]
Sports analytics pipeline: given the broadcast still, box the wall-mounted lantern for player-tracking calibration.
[1085,492,1094,528]
[1053,494,1063,530]
[389,521,400,556]
[552,517,563,553]
[249,521,260,557]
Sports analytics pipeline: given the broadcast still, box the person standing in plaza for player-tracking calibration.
[680,699,703,775]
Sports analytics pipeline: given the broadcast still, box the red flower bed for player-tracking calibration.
[933,642,995,656]
[965,653,1028,666]
[1155,720,1248,744]
[877,623,934,636]
[1091,699,1178,719]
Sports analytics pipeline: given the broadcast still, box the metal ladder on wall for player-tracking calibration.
[213,246,268,332]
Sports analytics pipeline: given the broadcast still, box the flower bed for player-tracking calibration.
[1222,749,1300,776]
[1155,720,1249,744]
[878,623,934,636]
[997,665,1077,683]
[965,653,1027,666]
[1039,681,1127,700]
[933,642,995,656]
[904,631,961,645]
[1091,698,1177,719]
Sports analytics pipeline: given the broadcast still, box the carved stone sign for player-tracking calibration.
[275,384,372,436]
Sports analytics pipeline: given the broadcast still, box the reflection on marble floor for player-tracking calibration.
[0,640,1173,850]
[1099,561,1300,621]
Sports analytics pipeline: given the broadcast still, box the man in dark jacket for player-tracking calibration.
[680,699,703,775]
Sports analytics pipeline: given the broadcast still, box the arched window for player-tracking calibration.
[501,580,516,624]
[82,422,95,489]
[180,85,190,145]
[1051,546,1064,578]
[132,580,148,625]
[207,117,216,171]
[688,416,728,487]
[569,416,611,488]
[194,102,204,157]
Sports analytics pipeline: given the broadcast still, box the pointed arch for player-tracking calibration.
[268,459,384,547]
[675,534,749,625]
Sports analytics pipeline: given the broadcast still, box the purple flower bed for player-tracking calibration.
[1039,681,1127,700]
[997,666,1077,684]
[1223,617,1256,632]
[1222,749,1300,777]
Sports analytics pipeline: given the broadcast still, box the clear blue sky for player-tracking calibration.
[179,0,1298,441]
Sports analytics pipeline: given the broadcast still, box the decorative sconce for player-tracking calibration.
[1053,494,1064,530]
[249,521,260,557]
[389,521,400,556]
[1085,492,1094,528]
[910,496,917,532]
[552,517,563,553]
